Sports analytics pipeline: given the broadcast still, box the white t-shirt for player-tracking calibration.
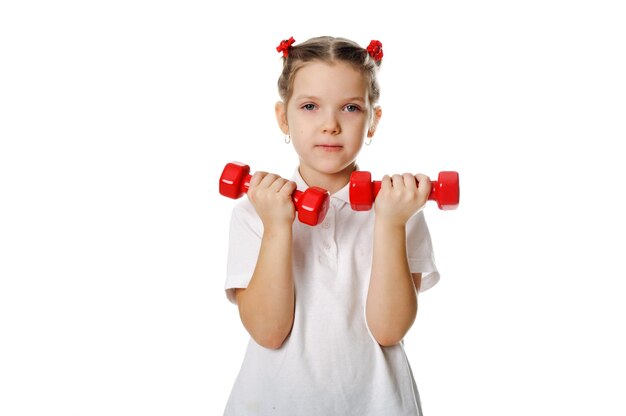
[224,169,439,416]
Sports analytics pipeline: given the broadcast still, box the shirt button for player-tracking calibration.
[322,222,331,229]
[323,242,331,250]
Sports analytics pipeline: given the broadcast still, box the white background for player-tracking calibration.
[1,1,625,415]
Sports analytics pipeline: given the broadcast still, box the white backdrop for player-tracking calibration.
[1,1,625,415]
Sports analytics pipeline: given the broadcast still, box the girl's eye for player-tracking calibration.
[302,104,316,111]
[344,105,360,112]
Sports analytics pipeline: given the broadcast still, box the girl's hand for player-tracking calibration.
[374,173,432,227]
[246,171,297,229]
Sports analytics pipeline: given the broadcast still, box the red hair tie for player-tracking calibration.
[366,40,383,62]
[276,37,296,57]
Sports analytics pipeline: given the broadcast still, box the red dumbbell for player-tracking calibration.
[349,171,460,211]
[219,162,330,226]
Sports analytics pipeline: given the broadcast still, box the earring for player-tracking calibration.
[284,135,291,144]
[365,137,372,146]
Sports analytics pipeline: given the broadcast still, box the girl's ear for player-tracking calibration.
[275,101,289,135]
[367,106,383,138]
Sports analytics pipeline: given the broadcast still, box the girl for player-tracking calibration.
[224,36,440,415]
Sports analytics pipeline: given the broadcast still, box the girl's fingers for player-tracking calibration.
[266,175,286,192]
[414,173,432,196]
[391,174,403,188]
[381,174,392,188]
[252,173,295,197]
[402,173,416,189]
[280,181,297,196]
[249,171,267,187]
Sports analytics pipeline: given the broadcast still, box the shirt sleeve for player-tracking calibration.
[406,210,440,292]
[224,199,263,304]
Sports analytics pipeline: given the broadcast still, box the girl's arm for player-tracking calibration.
[235,172,296,350]
[366,173,431,347]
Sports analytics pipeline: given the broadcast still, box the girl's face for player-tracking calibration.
[276,60,380,190]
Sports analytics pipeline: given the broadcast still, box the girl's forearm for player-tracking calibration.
[366,220,418,347]
[236,225,295,349]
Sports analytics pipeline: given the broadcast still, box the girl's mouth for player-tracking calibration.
[316,145,343,152]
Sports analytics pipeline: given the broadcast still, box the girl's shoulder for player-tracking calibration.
[228,197,263,235]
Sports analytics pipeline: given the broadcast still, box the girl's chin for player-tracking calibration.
[301,159,356,175]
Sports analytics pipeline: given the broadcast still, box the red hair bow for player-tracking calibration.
[366,40,383,62]
[276,37,296,57]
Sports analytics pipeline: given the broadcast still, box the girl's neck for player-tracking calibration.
[298,163,357,195]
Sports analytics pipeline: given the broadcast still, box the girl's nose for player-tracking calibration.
[322,112,341,135]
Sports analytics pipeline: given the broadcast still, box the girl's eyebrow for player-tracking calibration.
[344,97,366,103]
[294,95,366,103]
[293,95,318,102]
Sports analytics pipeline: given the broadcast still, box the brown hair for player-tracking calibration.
[277,36,381,108]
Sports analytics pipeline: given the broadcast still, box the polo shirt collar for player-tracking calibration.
[292,167,351,205]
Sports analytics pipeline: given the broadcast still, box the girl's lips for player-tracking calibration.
[316,145,343,152]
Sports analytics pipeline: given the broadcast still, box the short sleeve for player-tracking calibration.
[224,199,263,304]
[406,211,440,292]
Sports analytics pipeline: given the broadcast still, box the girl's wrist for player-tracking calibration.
[262,221,294,238]
[374,217,407,233]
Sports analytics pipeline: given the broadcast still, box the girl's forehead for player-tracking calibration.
[292,61,369,98]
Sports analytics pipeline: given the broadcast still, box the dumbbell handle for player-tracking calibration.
[360,171,459,211]
[237,174,306,205]
[371,180,441,203]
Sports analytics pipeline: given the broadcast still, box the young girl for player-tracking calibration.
[224,36,440,415]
